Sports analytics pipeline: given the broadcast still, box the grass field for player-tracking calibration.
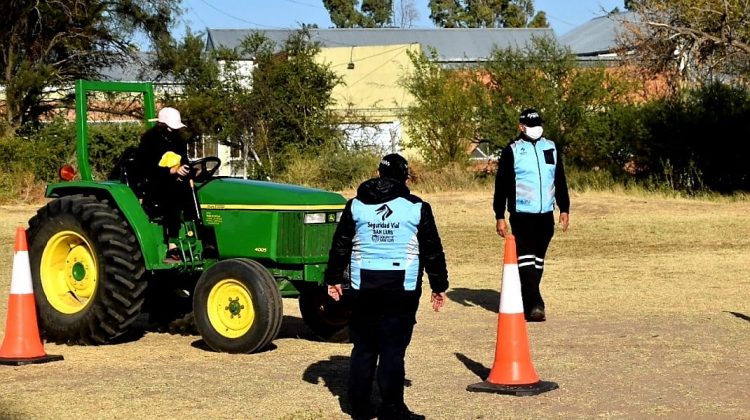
[0,190,748,419]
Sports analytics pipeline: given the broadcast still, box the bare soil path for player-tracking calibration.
[0,191,748,419]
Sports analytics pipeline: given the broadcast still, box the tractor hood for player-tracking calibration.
[197,178,346,210]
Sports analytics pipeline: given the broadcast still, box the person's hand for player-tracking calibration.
[170,164,189,177]
[496,219,508,237]
[327,284,343,302]
[559,212,569,232]
[431,292,446,312]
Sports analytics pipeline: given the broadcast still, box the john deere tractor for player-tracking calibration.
[26,80,350,353]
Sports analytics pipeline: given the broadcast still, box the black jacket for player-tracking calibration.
[137,124,189,191]
[493,134,570,219]
[325,177,449,317]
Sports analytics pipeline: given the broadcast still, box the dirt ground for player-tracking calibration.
[0,191,748,420]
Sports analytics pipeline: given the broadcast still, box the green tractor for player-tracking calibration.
[26,80,350,353]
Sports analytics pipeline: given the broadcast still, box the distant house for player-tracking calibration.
[560,12,671,101]
[205,28,554,156]
[559,11,639,66]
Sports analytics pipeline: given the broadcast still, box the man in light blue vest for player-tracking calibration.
[493,108,570,322]
[326,153,449,420]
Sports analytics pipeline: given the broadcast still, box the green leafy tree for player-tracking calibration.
[151,31,244,143]
[0,0,181,133]
[401,49,488,167]
[323,0,394,27]
[241,30,342,177]
[154,29,342,180]
[428,0,548,28]
[480,37,633,169]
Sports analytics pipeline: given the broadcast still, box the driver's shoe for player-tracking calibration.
[164,248,182,264]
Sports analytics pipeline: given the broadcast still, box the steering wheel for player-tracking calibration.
[188,156,222,183]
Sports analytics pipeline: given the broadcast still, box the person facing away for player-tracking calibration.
[137,107,196,263]
[493,108,570,322]
[325,153,449,420]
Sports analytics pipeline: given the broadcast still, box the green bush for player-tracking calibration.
[409,161,492,194]
[624,83,750,192]
[279,148,381,191]
[0,119,146,203]
[88,122,144,179]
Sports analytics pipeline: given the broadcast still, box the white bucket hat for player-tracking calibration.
[153,107,186,129]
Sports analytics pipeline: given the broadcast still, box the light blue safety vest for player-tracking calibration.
[349,197,422,291]
[511,137,558,214]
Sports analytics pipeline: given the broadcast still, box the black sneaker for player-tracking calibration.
[351,405,377,420]
[377,404,425,420]
[527,307,546,322]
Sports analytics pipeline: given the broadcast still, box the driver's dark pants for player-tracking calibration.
[157,179,198,242]
[348,311,415,417]
[509,212,555,316]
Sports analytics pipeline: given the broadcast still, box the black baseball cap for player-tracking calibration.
[519,108,543,127]
[378,153,409,182]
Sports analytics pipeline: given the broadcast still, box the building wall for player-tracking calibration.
[316,43,418,122]
[314,43,419,153]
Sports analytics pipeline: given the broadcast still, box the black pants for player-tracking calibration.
[348,312,415,416]
[151,179,198,242]
[509,212,555,315]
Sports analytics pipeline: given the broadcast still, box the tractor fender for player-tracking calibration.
[45,181,165,269]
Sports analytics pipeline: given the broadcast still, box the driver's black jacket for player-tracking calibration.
[137,124,188,191]
[136,124,194,239]
[325,177,448,319]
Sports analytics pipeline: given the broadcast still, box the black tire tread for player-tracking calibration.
[27,194,147,345]
[193,259,283,353]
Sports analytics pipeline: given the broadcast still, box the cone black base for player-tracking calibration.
[0,354,64,366]
[467,380,558,396]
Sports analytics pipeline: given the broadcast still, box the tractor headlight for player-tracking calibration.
[336,211,342,222]
[304,213,326,224]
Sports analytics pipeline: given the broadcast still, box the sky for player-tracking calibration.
[175,0,626,38]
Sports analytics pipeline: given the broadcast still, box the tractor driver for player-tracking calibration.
[137,107,198,263]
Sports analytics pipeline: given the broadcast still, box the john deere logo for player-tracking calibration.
[376,204,394,221]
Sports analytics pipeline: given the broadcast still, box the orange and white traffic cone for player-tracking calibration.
[466,234,556,395]
[0,227,63,366]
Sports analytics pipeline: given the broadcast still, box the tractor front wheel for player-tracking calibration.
[193,259,282,353]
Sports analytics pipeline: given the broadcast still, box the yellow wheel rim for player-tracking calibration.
[40,231,98,314]
[207,279,255,338]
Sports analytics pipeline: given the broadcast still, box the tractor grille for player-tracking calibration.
[276,212,338,261]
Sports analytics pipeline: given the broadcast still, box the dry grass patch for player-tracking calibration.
[0,191,748,419]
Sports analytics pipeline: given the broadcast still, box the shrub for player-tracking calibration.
[278,148,381,191]
[409,161,492,194]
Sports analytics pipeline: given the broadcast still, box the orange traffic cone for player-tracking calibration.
[466,234,556,395]
[0,227,63,365]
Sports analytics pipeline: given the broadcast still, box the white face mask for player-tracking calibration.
[525,126,543,140]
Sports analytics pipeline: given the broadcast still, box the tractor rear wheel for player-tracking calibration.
[299,285,350,342]
[193,259,282,353]
[27,194,148,344]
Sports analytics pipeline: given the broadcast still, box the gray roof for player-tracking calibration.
[559,12,639,56]
[206,28,555,62]
[98,52,170,83]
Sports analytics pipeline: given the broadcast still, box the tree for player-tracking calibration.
[323,0,394,27]
[151,31,244,142]
[400,49,488,167]
[243,30,342,173]
[393,0,420,28]
[152,29,343,180]
[428,0,549,28]
[480,37,634,170]
[0,0,181,132]
[621,0,750,88]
